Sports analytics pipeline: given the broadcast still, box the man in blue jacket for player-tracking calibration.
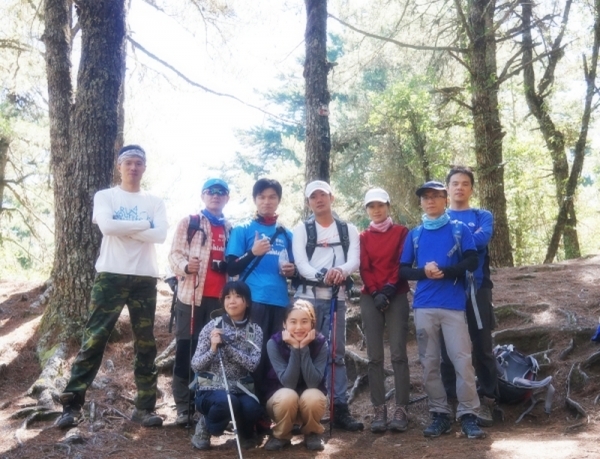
[400,181,485,439]
[440,166,498,426]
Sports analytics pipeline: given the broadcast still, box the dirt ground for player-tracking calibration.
[2,255,600,459]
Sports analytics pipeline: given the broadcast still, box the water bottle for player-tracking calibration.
[278,249,289,275]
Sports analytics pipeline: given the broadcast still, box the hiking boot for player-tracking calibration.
[476,396,495,427]
[388,404,408,432]
[131,408,163,427]
[461,414,486,439]
[175,410,192,426]
[56,405,82,429]
[422,412,452,438]
[191,416,211,450]
[264,436,291,451]
[56,392,84,429]
[333,403,364,431]
[305,433,325,451]
[370,404,387,433]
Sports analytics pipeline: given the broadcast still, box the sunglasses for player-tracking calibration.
[204,187,228,196]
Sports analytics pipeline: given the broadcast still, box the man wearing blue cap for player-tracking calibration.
[57,145,168,429]
[400,180,485,439]
[168,178,231,425]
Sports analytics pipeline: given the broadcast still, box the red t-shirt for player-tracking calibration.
[203,225,227,298]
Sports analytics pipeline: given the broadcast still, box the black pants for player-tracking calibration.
[440,287,499,401]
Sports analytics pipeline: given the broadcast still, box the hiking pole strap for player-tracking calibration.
[468,272,483,330]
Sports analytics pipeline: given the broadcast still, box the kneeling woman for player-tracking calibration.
[264,300,328,452]
[190,280,263,450]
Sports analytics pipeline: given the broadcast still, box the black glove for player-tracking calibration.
[380,284,396,301]
[372,292,389,312]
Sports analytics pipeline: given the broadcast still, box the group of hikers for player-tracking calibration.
[54,144,498,451]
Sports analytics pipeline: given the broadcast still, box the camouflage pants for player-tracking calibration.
[65,272,159,411]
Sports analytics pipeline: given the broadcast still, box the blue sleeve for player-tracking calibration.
[472,210,493,250]
[460,224,476,253]
[400,230,415,265]
[225,224,249,258]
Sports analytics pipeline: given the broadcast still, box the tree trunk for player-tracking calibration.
[545,0,600,263]
[467,0,514,267]
[520,0,580,260]
[40,0,126,349]
[304,0,331,183]
[0,137,9,216]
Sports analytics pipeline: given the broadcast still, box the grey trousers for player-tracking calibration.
[172,297,220,414]
[359,293,410,406]
[415,308,479,419]
[307,297,349,405]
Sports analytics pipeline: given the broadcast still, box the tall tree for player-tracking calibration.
[545,0,600,263]
[39,0,126,348]
[520,0,580,260]
[304,0,332,183]
[462,0,514,267]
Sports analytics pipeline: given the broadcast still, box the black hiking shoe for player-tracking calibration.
[131,408,163,427]
[461,414,486,439]
[333,403,364,431]
[56,405,81,429]
[56,391,84,429]
[423,412,452,438]
[264,436,291,451]
[305,433,325,451]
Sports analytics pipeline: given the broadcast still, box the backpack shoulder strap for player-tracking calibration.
[447,220,463,258]
[187,214,207,246]
[334,218,350,262]
[305,218,318,261]
[411,225,424,264]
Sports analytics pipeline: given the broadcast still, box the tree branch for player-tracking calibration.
[327,13,467,53]
[538,0,572,95]
[127,36,301,126]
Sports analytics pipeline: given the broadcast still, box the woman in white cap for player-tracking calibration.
[359,188,411,433]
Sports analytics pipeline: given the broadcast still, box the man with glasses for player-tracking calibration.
[400,181,485,439]
[168,178,231,425]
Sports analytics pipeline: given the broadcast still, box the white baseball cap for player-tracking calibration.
[364,188,390,206]
[305,180,332,198]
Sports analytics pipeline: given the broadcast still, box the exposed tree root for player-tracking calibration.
[565,363,588,418]
[355,324,366,351]
[493,325,596,351]
[559,338,574,360]
[28,343,67,408]
[581,350,600,369]
[155,337,176,372]
[348,374,368,404]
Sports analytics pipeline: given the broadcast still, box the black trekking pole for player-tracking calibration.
[217,346,243,459]
[327,285,340,437]
[187,273,198,429]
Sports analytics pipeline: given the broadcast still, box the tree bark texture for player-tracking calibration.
[545,0,600,263]
[40,0,126,347]
[467,0,514,267]
[304,0,331,184]
[0,137,9,216]
[521,0,580,260]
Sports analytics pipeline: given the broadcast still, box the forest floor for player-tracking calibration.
[2,256,600,459]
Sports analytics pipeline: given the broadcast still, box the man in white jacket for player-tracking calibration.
[292,180,364,431]
[56,145,168,429]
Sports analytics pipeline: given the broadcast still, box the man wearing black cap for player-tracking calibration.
[400,181,485,439]
[168,178,231,425]
[57,145,168,429]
